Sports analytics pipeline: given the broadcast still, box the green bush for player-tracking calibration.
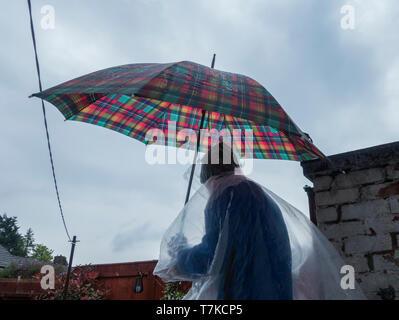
[36,265,108,300]
[0,262,41,279]
[0,262,65,280]
[161,282,185,300]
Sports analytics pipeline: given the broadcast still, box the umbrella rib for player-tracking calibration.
[134,61,181,100]
[68,62,180,121]
[63,92,102,121]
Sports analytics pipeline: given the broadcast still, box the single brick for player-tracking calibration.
[364,216,399,234]
[332,168,385,189]
[320,221,366,240]
[344,254,370,273]
[341,199,390,220]
[361,182,392,200]
[386,163,399,180]
[344,234,392,254]
[377,181,399,198]
[316,206,338,223]
[390,195,399,214]
[313,175,333,192]
[315,188,359,206]
[373,254,399,272]
[357,271,399,297]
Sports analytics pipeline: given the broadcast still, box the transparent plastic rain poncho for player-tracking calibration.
[153,168,366,300]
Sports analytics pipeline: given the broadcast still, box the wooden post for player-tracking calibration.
[63,235,78,299]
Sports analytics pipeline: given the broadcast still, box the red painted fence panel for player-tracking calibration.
[0,279,43,300]
[91,260,191,300]
[0,260,191,300]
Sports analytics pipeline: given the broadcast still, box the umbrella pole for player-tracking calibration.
[184,109,206,204]
[184,54,216,205]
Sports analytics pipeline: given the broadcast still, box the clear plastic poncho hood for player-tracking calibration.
[153,171,366,300]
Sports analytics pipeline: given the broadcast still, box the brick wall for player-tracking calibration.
[301,141,399,300]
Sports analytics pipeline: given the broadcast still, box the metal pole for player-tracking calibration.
[184,110,206,204]
[63,235,78,299]
[184,54,216,204]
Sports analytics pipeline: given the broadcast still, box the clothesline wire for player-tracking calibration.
[27,0,72,242]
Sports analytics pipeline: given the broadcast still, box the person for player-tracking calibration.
[154,142,366,300]
[161,142,292,299]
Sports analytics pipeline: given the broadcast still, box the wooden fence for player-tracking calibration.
[90,260,191,300]
[0,260,191,300]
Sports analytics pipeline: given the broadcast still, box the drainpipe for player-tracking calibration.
[304,185,317,226]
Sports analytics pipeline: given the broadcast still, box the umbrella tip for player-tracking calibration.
[211,53,216,69]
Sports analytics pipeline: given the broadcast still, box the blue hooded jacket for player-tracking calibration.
[176,179,293,300]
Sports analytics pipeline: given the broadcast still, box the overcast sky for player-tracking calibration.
[1,0,398,265]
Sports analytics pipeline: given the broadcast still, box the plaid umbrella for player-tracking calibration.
[31,60,324,162]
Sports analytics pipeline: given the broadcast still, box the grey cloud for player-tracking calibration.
[1,0,398,264]
[112,222,163,252]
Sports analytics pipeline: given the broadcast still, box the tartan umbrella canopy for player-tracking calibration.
[31,60,324,163]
